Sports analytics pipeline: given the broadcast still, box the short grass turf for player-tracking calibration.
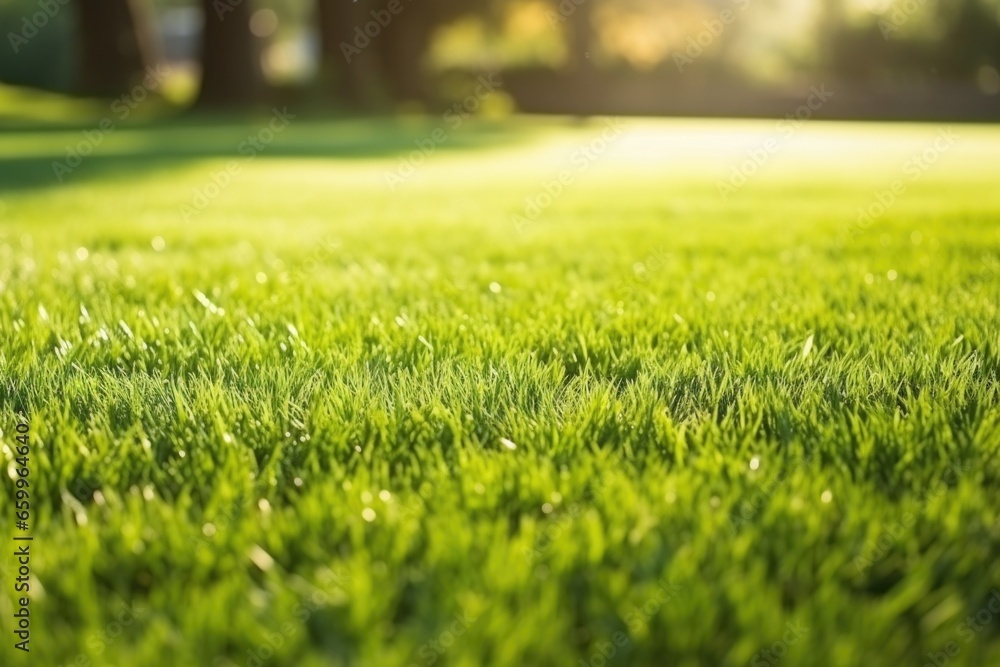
[1,112,999,667]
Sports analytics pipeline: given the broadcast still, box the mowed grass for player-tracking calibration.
[1,111,999,667]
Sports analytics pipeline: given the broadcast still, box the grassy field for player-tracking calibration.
[1,107,999,667]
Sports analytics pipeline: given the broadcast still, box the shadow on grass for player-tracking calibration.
[0,112,555,195]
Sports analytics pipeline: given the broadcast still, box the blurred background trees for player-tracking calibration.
[197,0,265,105]
[77,0,160,97]
[1,0,998,112]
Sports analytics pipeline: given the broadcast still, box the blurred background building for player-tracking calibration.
[1,0,999,119]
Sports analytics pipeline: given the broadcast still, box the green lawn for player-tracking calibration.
[1,110,999,667]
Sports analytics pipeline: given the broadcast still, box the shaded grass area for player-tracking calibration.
[0,114,999,667]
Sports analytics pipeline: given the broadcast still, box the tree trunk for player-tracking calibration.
[196,0,265,107]
[315,0,375,106]
[565,2,594,73]
[76,0,158,97]
[375,17,433,103]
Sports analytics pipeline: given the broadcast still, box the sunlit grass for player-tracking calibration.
[1,116,999,667]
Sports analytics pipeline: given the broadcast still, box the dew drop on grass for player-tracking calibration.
[489,282,502,294]
[500,437,517,451]
[249,545,275,571]
[362,508,377,522]
[193,289,221,315]
[821,490,833,504]
[151,236,166,252]
[542,503,553,514]
[379,490,391,502]
[749,456,760,471]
